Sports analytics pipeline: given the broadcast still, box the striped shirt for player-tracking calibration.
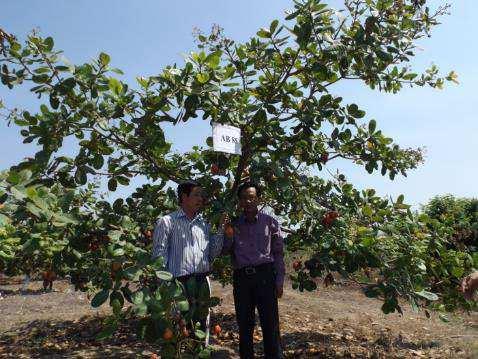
[151,209,223,277]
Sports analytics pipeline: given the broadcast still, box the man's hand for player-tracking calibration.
[219,213,230,229]
[276,285,283,299]
[461,272,478,300]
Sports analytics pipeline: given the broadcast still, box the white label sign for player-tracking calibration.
[212,122,242,155]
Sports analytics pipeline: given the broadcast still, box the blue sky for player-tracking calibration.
[1,0,476,208]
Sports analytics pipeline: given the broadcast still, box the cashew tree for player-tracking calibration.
[1,0,474,357]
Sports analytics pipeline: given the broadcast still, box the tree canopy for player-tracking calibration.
[0,0,474,357]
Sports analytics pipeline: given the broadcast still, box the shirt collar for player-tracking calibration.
[177,208,202,222]
[239,211,260,224]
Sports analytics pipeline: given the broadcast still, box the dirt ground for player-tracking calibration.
[0,277,476,358]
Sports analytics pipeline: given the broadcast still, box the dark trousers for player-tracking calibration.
[233,263,281,359]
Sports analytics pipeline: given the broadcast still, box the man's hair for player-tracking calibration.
[177,180,201,203]
[237,181,262,198]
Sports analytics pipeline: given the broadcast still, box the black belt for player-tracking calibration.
[234,262,274,276]
[176,272,209,283]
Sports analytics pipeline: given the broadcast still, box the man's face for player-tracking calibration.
[182,186,204,212]
[239,187,259,214]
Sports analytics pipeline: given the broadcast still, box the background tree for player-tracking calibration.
[423,195,478,252]
[0,0,475,356]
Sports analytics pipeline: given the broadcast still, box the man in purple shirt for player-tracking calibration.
[222,182,285,358]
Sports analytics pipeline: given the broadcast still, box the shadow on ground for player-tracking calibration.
[0,312,469,359]
[0,316,154,358]
[210,312,452,358]
[1,288,51,296]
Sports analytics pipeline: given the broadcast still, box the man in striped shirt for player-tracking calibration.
[151,180,226,343]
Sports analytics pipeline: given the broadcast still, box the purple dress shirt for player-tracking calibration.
[222,212,285,286]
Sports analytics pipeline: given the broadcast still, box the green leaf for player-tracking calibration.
[196,73,210,84]
[91,155,104,170]
[34,67,50,75]
[135,303,148,316]
[110,290,125,309]
[194,329,206,339]
[0,214,10,226]
[198,348,212,359]
[21,238,33,251]
[117,176,130,186]
[403,73,418,81]
[417,262,427,272]
[285,10,299,20]
[451,266,464,278]
[7,171,21,185]
[331,128,339,140]
[111,68,124,75]
[223,82,240,87]
[0,250,14,259]
[304,280,317,291]
[363,285,380,298]
[44,37,54,51]
[74,167,87,185]
[362,205,373,217]
[18,170,32,183]
[136,76,149,88]
[156,271,173,281]
[112,248,125,257]
[49,96,59,109]
[257,28,271,38]
[91,289,110,308]
[53,213,78,225]
[60,77,76,92]
[381,297,398,314]
[170,281,183,298]
[415,290,438,301]
[177,300,189,312]
[108,78,123,96]
[205,51,221,69]
[99,52,111,67]
[152,256,164,268]
[123,266,143,281]
[270,20,279,34]
[96,323,117,340]
[71,249,82,259]
[410,297,419,313]
[108,178,117,191]
[252,109,267,123]
[108,230,122,242]
[132,290,144,306]
[54,65,70,72]
[184,94,199,113]
[121,286,133,303]
[33,75,49,84]
[369,120,376,133]
[10,186,27,200]
[313,3,328,12]
[376,50,392,62]
[223,65,236,79]
[10,41,21,53]
[439,314,450,323]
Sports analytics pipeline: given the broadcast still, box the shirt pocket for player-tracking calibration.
[193,224,208,253]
